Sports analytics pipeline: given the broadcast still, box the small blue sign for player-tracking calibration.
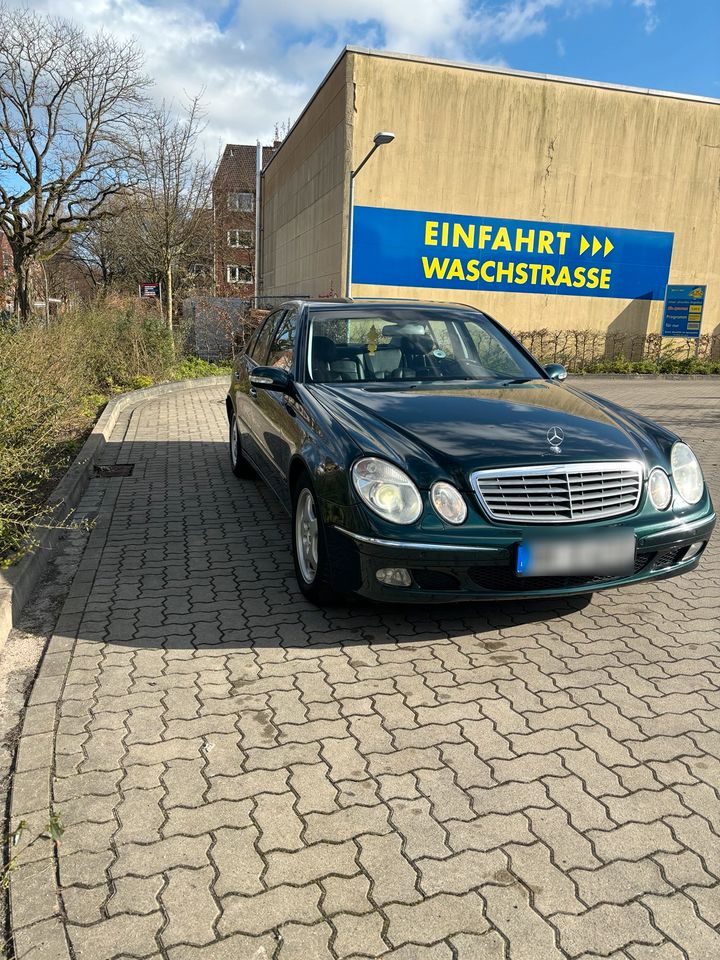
[352,206,674,300]
[661,284,706,338]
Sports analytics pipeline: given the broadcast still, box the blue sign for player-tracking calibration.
[352,206,674,300]
[661,284,706,338]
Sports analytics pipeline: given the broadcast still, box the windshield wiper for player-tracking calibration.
[492,377,540,385]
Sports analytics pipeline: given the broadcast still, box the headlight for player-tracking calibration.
[671,442,704,505]
[430,481,467,524]
[648,468,672,510]
[352,457,422,524]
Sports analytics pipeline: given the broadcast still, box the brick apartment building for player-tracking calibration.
[212,142,277,297]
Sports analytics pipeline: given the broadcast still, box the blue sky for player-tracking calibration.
[498,0,719,97]
[27,0,720,152]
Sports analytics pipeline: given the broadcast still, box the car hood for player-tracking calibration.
[309,380,671,488]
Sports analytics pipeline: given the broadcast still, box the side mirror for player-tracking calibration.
[545,363,567,382]
[250,366,293,393]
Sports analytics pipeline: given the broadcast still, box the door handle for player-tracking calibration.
[249,387,258,399]
[284,399,296,417]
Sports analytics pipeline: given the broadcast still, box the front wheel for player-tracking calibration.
[229,411,255,478]
[291,476,338,605]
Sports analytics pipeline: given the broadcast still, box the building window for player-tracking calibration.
[227,192,254,212]
[228,229,253,248]
[227,264,252,284]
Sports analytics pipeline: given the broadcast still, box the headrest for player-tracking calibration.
[312,335,336,361]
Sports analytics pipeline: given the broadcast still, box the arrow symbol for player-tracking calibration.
[592,236,602,256]
[604,237,614,257]
[579,235,590,255]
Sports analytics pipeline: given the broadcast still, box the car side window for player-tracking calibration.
[249,310,285,364]
[465,321,524,377]
[267,309,298,373]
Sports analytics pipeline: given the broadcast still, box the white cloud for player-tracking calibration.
[632,0,659,33]
[18,0,597,153]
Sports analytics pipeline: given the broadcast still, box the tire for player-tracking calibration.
[291,474,338,605]
[229,411,255,478]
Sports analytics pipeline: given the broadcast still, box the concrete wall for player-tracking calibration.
[261,55,351,297]
[348,51,720,336]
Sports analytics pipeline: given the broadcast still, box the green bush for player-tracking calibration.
[169,356,232,380]
[580,355,720,375]
[0,299,226,565]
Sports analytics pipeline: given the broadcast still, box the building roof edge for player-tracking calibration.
[344,44,720,107]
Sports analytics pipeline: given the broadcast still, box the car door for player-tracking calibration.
[251,307,303,503]
[234,309,285,468]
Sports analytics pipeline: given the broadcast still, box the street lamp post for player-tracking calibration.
[345,131,395,299]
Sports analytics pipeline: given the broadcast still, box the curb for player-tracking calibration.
[0,375,228,652]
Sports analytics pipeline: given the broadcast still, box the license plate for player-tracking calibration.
[516,531,636,577]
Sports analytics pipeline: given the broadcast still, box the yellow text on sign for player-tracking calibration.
[421,257,612,290]
[424,221,572,255]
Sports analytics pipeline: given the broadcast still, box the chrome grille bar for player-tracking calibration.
[470,461,644,523]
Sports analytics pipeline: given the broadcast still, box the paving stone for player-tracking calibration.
[554,902,663,956]
[290,762,338,813]
[265,840,358,887]
[643,891,720,959]
[418,848,507,896]
[304,801,391,844]
[218,882,322,936]
[388,796,450,860]
[321,872,373,916]
[450,931,507,959]
[588,821,682,863]
[112,835,211,877]
[276,920,334,959]
[572,857,671,905]
[333,910,388,958]
[254,791,304,851]
[506,841,585,915]
[67,911,164,959]
[211,826,264,897]
[385,891,489,946]
[107,874,164,915]
[160,865,219,947]
[358,832,421,905]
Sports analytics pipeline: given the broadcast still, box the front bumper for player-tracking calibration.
[326,510,716,603]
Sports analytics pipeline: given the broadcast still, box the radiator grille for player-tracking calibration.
[471,461,644,524]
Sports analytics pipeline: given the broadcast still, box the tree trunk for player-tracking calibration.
[12,251,33,323]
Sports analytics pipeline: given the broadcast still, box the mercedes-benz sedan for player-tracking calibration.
[226,299,715,604]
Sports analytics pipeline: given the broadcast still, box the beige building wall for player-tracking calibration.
[260,55,350,297]
[349,50,720,336]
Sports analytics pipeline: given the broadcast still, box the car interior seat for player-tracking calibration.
[365,348,403,380]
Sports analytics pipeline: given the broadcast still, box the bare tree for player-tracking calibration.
[123,97,213,327]
[0,5,149,320]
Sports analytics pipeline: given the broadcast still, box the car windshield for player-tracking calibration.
[306,307,542,385]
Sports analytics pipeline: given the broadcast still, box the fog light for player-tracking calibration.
[684,541,705,561]
[376,567,412,587]
[648,468,672,510]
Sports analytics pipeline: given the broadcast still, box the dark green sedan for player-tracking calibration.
[226,299,715,604]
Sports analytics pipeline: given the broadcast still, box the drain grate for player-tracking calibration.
[93,463,135,478]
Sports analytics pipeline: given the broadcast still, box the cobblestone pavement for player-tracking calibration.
[9,378,720,960]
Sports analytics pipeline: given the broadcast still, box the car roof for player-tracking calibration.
[279,298,482,312]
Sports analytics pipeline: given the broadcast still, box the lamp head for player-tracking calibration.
[373,131,395,146]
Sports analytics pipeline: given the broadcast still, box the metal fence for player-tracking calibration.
[180,296,720,371]
[180,295,311,362]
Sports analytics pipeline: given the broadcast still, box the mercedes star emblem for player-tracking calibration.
[547,426,565,449]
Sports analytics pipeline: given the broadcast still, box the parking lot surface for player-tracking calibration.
[9,377,720,960]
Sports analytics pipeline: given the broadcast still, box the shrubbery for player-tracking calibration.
[579,356,720,375]
[0,300,230,565]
